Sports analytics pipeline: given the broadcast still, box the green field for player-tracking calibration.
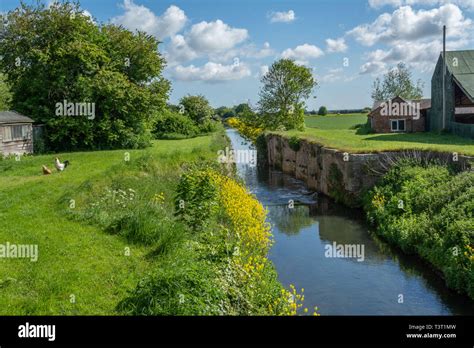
[304,113,369,129]
[282,114,474,155]
[0,134,225,315]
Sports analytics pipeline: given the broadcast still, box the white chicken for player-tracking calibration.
[54,157,70,172]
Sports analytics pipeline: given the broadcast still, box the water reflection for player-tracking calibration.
[267,205,314,236]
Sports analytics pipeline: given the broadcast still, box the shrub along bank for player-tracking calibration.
[117,166,304,315]
[227,117,263,142]
[154,109,222,140]
[364,161,474,299]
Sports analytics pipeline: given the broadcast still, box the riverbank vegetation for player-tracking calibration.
[0,134,219,314]
[0,130,299,314]
[118,166,302,315]
[227,117,263,142]
[0,1,300,316]
[364,162,474,299]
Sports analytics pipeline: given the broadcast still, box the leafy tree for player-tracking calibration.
[0,73,12,111]
[179,95,213,124]
[232,102,262,127]
[215,106,235,119]
[317,106,327,116]
[0,1,169,151]
[371,63,424,102]
[234,103,252,116]
[258,59,316,130]
[154,109,198,138]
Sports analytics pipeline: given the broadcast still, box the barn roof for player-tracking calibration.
[0,111,34,124]
[371,97,431,113]
[443,50,474,101]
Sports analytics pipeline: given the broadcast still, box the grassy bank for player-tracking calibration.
[0,132,296,315]
[365,162,474,299]
[278,114,474,156]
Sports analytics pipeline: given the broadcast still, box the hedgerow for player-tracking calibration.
[364,162,474,299]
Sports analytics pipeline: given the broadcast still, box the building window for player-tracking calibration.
[2,125,28,142]
[12,125,23,139]
[391,119,406,132]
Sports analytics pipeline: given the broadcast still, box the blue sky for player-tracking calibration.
[1,0,474,109]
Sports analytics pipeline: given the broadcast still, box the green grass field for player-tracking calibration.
[284,114,474,155]
[304,113,369,129]
[0,134,225,315]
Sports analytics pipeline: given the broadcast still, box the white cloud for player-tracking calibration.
[347,4,472,46]
[348,4,473,74]
[171,61,251,82]
[360,37,469,73]
[111,0,259,71]
[359,61,387,75]
[281,44,324,65]
[186,20,248,53]
[111,1,187,40]
[207,42,275,63]
[82,10,93,20]
[368,0,474,10]
[165,35,198,65]
[269,10,296,23]
[257,65,269,78]
[165,19,249,65]
[326,38,348,53]
[247,42,275,58]
[319,68,358,83]
[319,68,344,82]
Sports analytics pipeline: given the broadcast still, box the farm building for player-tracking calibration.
[429,50,474,138]
[0,111,34,156]
[368,96,431,133]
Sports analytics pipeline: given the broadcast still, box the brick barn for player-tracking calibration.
[368,96,431,133]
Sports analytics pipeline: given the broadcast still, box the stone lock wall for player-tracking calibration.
[265,133,473,207]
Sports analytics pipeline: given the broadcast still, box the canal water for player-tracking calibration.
[226,128,474,315]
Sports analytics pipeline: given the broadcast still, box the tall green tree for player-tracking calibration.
[258,59,316,130]
[0,1,170,151]
[0,73,12,111]
[234,103,252,116]
[371,63,424,102]
[179,95,213,124]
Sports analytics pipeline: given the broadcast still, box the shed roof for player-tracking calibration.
[0,111,34,124]
[443,50,474,101]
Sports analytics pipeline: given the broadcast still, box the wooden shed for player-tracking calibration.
[0,111,34,156]
[368,96,431,133]
[429,50,474,138]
